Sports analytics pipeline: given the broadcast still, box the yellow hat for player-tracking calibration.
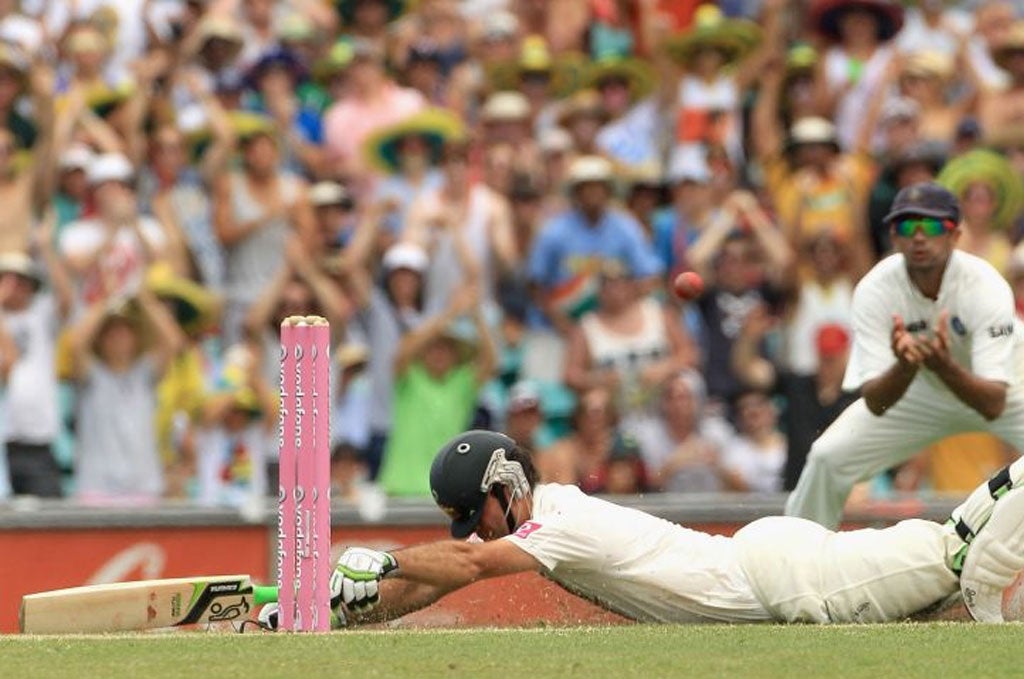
[362,108,466,173]
[145,262,221,336]
[662,5,761,66]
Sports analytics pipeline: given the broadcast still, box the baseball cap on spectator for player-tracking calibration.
[815,323,850,359]
[309,181,353,209]
[87,152,133,186]
[481,91,531,123]
[667,146,711,185]
[539,127,573,155]
[884,182,960,225]
[277,12,315,43]
[566,155,614,187]
[901,50,953,82]
[787,116,839,150]
[507,381,541,413]
[244,48,306,90]
[880,97,920,127]
[59,144,94,172]
[481,11,519,42]
[350,37,385,64]
[0,251,42,289]
[382,242,428,273]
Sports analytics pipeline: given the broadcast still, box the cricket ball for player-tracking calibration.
[673,271,704,302]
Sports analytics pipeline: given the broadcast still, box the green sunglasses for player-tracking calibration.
[893,217,955,238]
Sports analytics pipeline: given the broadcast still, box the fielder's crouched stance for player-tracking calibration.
[262,430,1024,627]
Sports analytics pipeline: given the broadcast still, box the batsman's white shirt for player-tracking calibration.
[843,250,1023,395]
[507,484,961,623]
[505,483,771,623]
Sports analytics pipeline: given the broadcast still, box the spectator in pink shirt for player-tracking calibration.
[322,39,426,183]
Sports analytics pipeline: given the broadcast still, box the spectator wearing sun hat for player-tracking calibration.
[814,0,910,151]
[0,240,73,498]
[60,153,185,307]
[0,43,54,254]
[662,3,779,165]
[362,108,462,239]
[322,38,426,181]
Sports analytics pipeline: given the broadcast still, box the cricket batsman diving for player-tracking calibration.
[785,182,1024,531]
[260,428,1024,627]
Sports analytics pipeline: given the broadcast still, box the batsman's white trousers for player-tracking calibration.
[734,516,961,623]
[785,380,1024,529]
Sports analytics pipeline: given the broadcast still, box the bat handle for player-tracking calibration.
[253,585,279,606]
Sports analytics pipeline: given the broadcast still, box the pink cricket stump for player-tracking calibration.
[277,320,298,631]
[309,319,332,631]
[294,321,315,631]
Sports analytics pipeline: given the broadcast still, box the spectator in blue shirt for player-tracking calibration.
[527,155,663,336]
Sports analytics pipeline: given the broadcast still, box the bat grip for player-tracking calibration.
[253,585,279,605]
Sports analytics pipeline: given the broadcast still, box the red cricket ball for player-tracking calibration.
[673,271,704,301]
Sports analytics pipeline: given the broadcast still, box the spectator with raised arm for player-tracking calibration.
[378,283,498,497]
[68,285,185,505]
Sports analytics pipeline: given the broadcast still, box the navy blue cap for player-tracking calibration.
[884,182,960,225]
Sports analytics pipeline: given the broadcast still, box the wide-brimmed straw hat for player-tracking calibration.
[362,108,465,173]
[662,4,761,66]
[557,89,609,127]
[808,0,905,44]
[0,251,42,289]
[145,262,221,337]
[582,55,655,102]
[195,15,245,60]
[992,22,1024,71]
[938,149,1024,230]
[485,35,584,99]
[335,0,405,26]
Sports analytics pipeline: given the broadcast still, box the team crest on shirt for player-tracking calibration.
[512,521,543,539]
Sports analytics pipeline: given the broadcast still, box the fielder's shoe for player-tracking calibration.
[960,485,1024,622]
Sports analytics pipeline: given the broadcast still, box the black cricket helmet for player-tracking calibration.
[430,430,526,538]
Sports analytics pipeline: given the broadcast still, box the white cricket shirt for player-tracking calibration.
[504,484,771,623]
[843,251,1023,396]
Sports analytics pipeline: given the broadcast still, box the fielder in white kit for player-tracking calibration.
[785,182,1024,531]
[312,429,1024,626]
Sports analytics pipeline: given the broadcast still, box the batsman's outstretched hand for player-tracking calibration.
[331,547,399,614]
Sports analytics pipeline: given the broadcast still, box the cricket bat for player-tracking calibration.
[20,575,279,634]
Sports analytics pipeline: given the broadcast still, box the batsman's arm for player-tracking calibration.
[393,539,542,590]
[344,541,540,625]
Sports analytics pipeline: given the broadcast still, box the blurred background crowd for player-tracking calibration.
[0,0,1023,510]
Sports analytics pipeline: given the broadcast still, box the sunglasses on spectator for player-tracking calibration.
[893,217,956,238]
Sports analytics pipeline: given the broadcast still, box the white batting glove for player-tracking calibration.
[257,602,347,631]
[330,547,399,613]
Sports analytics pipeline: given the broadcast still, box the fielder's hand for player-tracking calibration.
[331,547,399,613]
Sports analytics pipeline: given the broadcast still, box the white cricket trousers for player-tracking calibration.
[785,380,1024,529]
[733,516,961,623]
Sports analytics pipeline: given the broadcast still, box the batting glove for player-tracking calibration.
[331,547,399,613]
[257,603,346,631]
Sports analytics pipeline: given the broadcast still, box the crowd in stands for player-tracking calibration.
[0,0,1023,510]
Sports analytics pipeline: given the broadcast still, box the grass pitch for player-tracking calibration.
[2,623,1017,678]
